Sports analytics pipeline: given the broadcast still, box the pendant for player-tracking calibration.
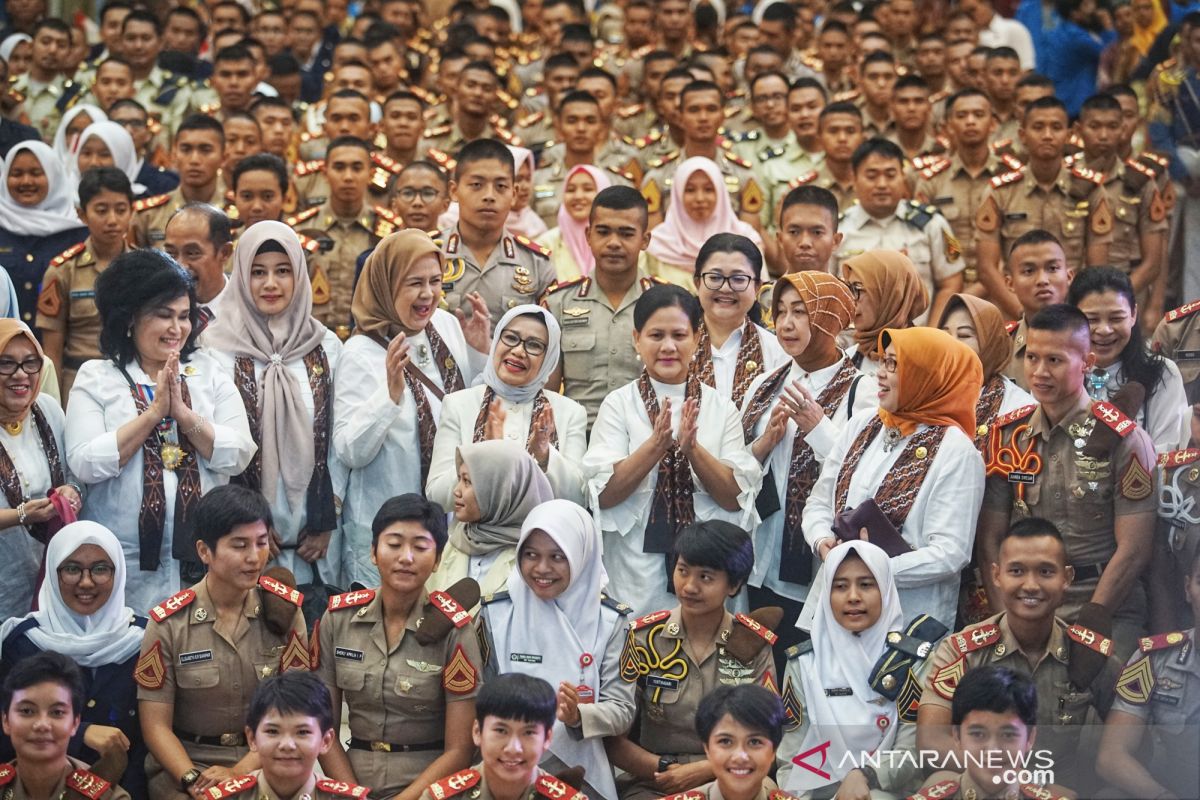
[1,420,20,436]
[417,344,431,366]
[882,427,903,452]
[161,444,186,471]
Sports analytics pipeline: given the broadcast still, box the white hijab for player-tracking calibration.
[54,105,107,166]
[0,34,30,64]
[0,521,145,668]
[72,120,147,195]
[482,304,562,405]
[785,541,905,793]
[491,500,617,800]
[0,141,86,237]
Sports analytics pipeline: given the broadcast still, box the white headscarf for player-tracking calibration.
[0,521,145,668]
[0,34,31,64]
[0,141,86,237]
[482,304,562,404]
[785,541,905,793]
[72,120,147,195]
[491,0,523,32]
[0,267,20,319]
[491,500,617,800]
[54,104,107,166]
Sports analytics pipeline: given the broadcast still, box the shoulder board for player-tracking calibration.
[785,640,814,659]
[1071,164,1105,185]
[1000,154,1025,172]
[259,575,302,607]
[641,276,668,289]
[514,234,551,258]
[726,152,753,169]
[631,609,671,630]
[618,103,645,119]
[375,206,401,224]
[1159,448,1200,468]
[649,151,680,169]
[315,778,371,798]
[1066,624,1115,657]
[495,127,518,145]
[897,614,949,656]
[636,130,664,148]
[607,166,636,182]
[948,623,1001,655]
[51,242,87,267]
[734,612,779,645]
[296,234,321,254]
[990,170,1024,188]
[919,157,952,179]
[768,792,802,800]
[1005,320,1020,334]
[517,110,545,128]
[286,206,322,227]
[373,152,402,174]
[1165,300,1200,323]
[662,793,705,800]
[833,89,861,102]
[428,770,482,800]
[536,774,584,800]
[995,404,1037,427]
[133,193,172,213]
[480,590,511,606]
[788,171,818,189]
[327,588,376,612]
[0,765,13,787]
[1139,630,1190,652]
[1092,401,1136,437]
[739,130,762,143]
[66,769,112,800]
[295,159,325,177]
[428,148,456,170]
[1020,786,1070,800]
[543,277,586,296]
[149,589,197,622]
[907,780,959,800]
[600,593,633,615]
[201,775,257,799]
[424,124,452,138]
[901,201,934,230]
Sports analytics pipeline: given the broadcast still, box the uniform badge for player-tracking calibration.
[36,278,61,318]
[717,656,755,685]
[931,657,965,700]
[642,180,662,214]
[943,229,962,262]
[1115,655,1155,705]
[310,266,331,306]
[975,196,1000,233]
[279,630,311,673]
[135,641,166,690]
[443,257,466,285]
[1091,195,1114,235]
[619,630,643,683]
[741,179,765,215]
[442,643,478,694]
[1120,455,1153,500]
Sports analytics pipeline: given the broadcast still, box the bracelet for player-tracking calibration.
[65,482,82,497]
[182,418,206,438]
[16,502,26,526]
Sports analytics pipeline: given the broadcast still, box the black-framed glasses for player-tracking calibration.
[700,272,755,292]
[397,187,442,202]
[881,356,899,374]
[498,329,548,356]
[57,562,116,585]
[847,282,865,301]
[0,357,43,376]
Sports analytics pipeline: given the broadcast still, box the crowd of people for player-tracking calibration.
[0,0,1199,798]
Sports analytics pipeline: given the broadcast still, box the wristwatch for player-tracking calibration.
[657,756,678,773]
[180,767,202,792]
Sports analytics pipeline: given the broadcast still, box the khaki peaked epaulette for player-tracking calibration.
[286,206,321,227]
[51,242,87,267]
[517,110,544,128]
[375,206,401,224]
[514,234,550,258]
[648,150,680,169]
[990,169,1024,189]
[1070,164,1106,185]
[608,166,636,182]
[295,158,324,177]
[618,103,645,119]
[373,152,402,174]
[134,192,172,213]
[543,277,585,298]
[789,171,819,189]
[423,123,452,138]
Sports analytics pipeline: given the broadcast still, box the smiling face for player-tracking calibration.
[853,151,905,218]
[0,336,41,421]
[681,169,718,222]
[954,709,1036,791]
[475,714,552,788]
[56,543,115,616]
[199,520,271,592]
[3,681,79,765]
[248,709,333,789]
[132,295,192,366]
[563,170,599,223]
[6,151,48,208]
[876,343,901,411]
[1077,289,1135,369]
[773,284,814,358]
[249,249,296,317]
[939,306,980,357]
[696,250,758,331]
[518,530,571,600]
[394,253,444,333]
[371,520,440,594]
[494,315,549,387]
[992,533,1071,623]
[828,552,883,632]
[453,461,481,523]
[633,305,698,384]
[703,714,776,798]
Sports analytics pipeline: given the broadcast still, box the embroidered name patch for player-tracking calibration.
[335,647,365,662]
[178,650,213,665]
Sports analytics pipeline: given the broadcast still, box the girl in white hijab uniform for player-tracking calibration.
[71,120,147,195]
[477,499,636,800]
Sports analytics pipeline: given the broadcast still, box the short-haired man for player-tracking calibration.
[999,230,1074,390]
[788,102,863,213]
[120,11,195,137]
[163,203,233,313]
[294,89,376,209]
[132,114,229,247]
[420,61,518,157]
[775,185,843,276]
[11,19,80,140]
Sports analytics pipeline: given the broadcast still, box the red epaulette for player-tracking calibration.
[788,170,818,189]
[768,791,802,800]
[427,769,481,800]
[327,588,376,612]
[662,792,705,800]
[375,206,401,224]
[296,234,321,254]
[495,127,520,145]
[1070,164,1105,185]
[0,765,13,786]
[516,110,544,128]
[948,623,1001,655]
[833,88,861,102]
[1139,630,1191,653]
[1160,448,1200,468]
[919,157,952,180]
[133,192,172,212]
[608,166,636,182]
[50,242,87,267]
[1000,153,1025,172]
[1066,624,1115,656]
[647,151,680,169]
[423,124,452,138]
[735,612,779,645]
[990,169,1024,189]
[1005,320,1020,334]
[372,152,402,174]
[630,609,671,630]
[1165,300,1200,323]
[1092,401,1136,437]
[200,775,256,798]
[315,778,371,798]
[428,589,473,628]
[726,152,753,169]
[907,780,959,800]
[1021,785,1070,800]
[294,159,325,177]
[66,769,112,800]
[286,206,321,227]
[542,277,586,299]
[635,130,664,148]
[994,404,1037,428]
[514,234,550,258]
[428,148,456,171]
[149,589,197,622]
[535,774,584,800]
[259,575,302,606]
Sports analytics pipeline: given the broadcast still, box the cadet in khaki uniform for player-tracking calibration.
[11,20,81,142]
[1152,301,1200,399]
[135,487,308,800]
[440,230,555,324]
[419,62,520,158]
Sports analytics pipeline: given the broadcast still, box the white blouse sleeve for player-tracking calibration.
[331,339,411,469]
[543,393,587,505]
[582,388,648,536]
[426,388,473,509]
[707,392,763,530]
[576,610,637,739]
[64,361,124,484]
[802,412,871,550]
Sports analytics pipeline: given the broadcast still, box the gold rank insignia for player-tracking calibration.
[642,179,662,214]
[975,196,1000,233]
[279,631,311,673]
[1115,655,1154,704]
[134,641,166,690]
[931,657,965,700]
[443,257,466,284]
[36,277,61,318]
[563,306,589,317]
[741,179,765,214]
[1120,455,1154,500]
[1092,195,1114,235]
[442,644,477,694]
[310,266,331,306]
[943,229,962,261]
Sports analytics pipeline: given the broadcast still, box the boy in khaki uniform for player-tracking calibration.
[129,115,228,248]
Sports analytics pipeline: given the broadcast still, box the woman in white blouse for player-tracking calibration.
[334,229,492,587]
[427,304,587,506]
[583,285,761,616]
[205,221,348,587]
[65,250,256,614]
[0,319,78,619]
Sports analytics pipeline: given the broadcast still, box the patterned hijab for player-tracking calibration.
[772,270,856,343]
[877,327,982,437]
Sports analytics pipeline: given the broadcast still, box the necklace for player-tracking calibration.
[882,426,903,452]
[1,420,21,436]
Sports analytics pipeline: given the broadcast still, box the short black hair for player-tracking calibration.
[820,19,851,36]
[214,42,255,65]
[100,1,134,24]
[986,45,1021,63]
[696,684,786,748]
[680,79,724,109]
[328,88,371,108]
[195,484,274,552]
[780,184,840,230]
[789,76,828,99]
[383,89,425,110]
[1104,83,1138,103]
[371,494,448,555]
[78,166,133,208]
[1028,303,1090,338]
[108,97,148,119]
[1016,72,1055,91]
[1008,229,1063,264]
[590,185,648,228]
[251,94,295,117]
[326,135,372,159]
[176,113,226,145]
[33,21,71,42]
[643,49,678,70]
[475,673,557,731]
[544,52,580,74]
[233,153,288,193]
[997,517,1067,562]
[945,87,991,115]
[169,202,233,250]
[167,6,207,41]
[634,284,702,331]
[120,9,161,36]
[673,521,754,590]
[2,652,84,717]
[247,671,333,733]
[268,51,301,76]
[894,74,930,93]
[453,137,514,182]
[861,50,896,69]
[95,249,199,365]
[750,70,791,97]
[397,159,450,190]
[819,101,863,125]
[694,233,763,283]
[851,137,905,171]
[211,0,251,26]
[577,66,617,91]
[761,1,797,27]
[561,23,595,45]
[556,89,600,116]
[1022,95,1068,121]
[1079,93,1122,117]
[459,59,499,83]
[951,665,1037,728]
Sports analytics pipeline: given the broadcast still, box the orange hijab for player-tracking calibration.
[841,251,929,355]
[876,327,982,437]
[937,294,1011,380]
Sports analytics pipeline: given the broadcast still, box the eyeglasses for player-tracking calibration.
[0,357,43,376]
[57,562,116,585]
[499,329,548,356]
[700,272,755,292]
[880,356,899,374]
[397,187,442,202]
[847,282,865,301]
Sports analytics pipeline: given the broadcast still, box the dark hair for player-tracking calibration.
[398,159,450,188]
[986,45,1021,63]
[120,10,161,36]
[100,1,134,23]
[170,202,233,250]
[460,59,499,83]
[1184,10,1200,29]
[557,89,600,116]
[176,113,226,145]
[643,49,678,71]
[1104,83,1138,103]
[997,516,1066,557]
[789,76,828,99]
[1016,72,1055,91]
[674,521,754,589]
[590,185,648,227]
[371,494,448,555]
[1079,93,1122,117]
[108,97,148,119]
[454,138,515,181]
[662,66,698,87]
[215,43,255,65]
[894,74,930,94]
[2,652,84,717]
[326,135,372,159]
[861,50,896,69]
[780,184,840,230]
[251,94,295,117]
[195,485,274,552]
[384,89,425,110]
[475,673,557,731]
[544,52,580,74]
[328,88,371,109]
[970,44,993,58]
[1027,303,1090,338]
[750,70,790,97]
[95,250,199,365]
[165,6,207,40]
[1009,230,1063,264]
[820,19,851,36]
[851,137,905,171]
[211,0,251,26]
[694,233,763,282]
[761,1,797,27]
[78,166,133,208]
[578,66,618,91]
[634,284,702,331]
[268,51,300,77]
[951,665,1037,728]
[97,55,133,74]
[680,80,724,109]
[1067,267,1166,392]
[819,101,863,125]
[233,153,288,193]
[695,684,785,747]
[247,671,333,733]
[1022,96,1068,121]
[945,87,991,115]
[561,23,595,45]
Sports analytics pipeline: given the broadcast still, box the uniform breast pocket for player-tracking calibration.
[68,293,98,326]
[334,665,367,693]
[642,675,684,706]
[937,202,961,222]
[562,332,597,371]
[1151,691,1190,735]
[1051,682,1094,726]
[393,668,442,713]
[177,664,221,691]
[905,239,932,268]
[1068,483,1113,520]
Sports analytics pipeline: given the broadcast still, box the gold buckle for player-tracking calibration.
[370,741,392,753]
[219,733,240,747]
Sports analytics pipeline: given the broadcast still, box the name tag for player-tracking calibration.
[69,290,95,300]
[825,687,853,697]
[932,196,954,205]
[646,676,680,690]
[149,231,166,243]
[1175,350,1200,360]
[562,316,589,326]
[510,653,543,664]
[335,647,365,662]
[1008,471,1036,484]
[1004,212,1028,221]
[1151,691,1180,706]
[178,650,213,665]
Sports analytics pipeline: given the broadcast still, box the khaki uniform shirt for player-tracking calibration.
[1151,301,1200,397]
[633,129,679,171]
[417,767,587,800]
[640,147,763,222]
[200,770,370,799]
[1087,159,1170,270]
[912,152,1009,284]
[419,119,519,158]
[1158,451,1200,609]
[11,74,77,141]
[614,103,659,139]
[36,239,128,380]
[439,227,556,323]
[129,187,228,248]
[538,137,641,178]
[1003,318,1030,390]
[293,160,335,210]
[0,759,131,800]
[730,131,820,229]
[655,779,787,800]
[133,66,196,140]
[512,109,556,151]
[531,158,636,229]
[540,275,656,426]
[794,162,858,214]
[975,163,1114,271]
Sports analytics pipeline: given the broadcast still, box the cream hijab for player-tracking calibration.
[72,120,147,194]
[449,440,553,555]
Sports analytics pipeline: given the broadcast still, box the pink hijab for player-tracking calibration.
[647,156,762,268]
[557,164,611,277]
